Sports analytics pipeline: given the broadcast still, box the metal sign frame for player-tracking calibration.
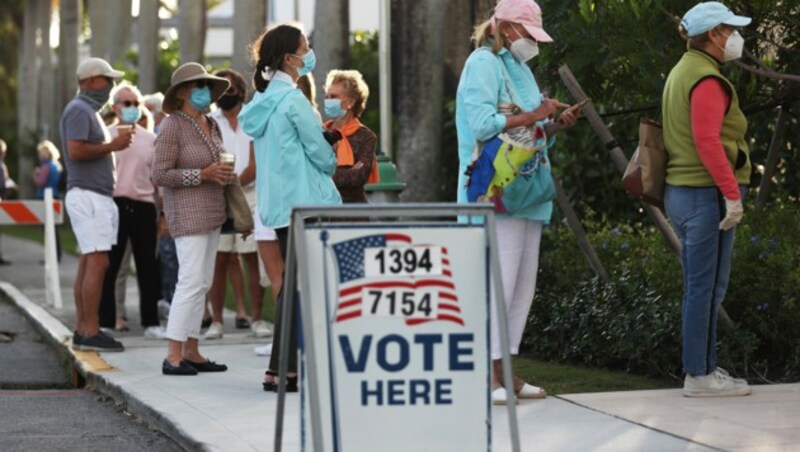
[273,203,520,452]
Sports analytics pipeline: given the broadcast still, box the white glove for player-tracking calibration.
[719,198,743,231]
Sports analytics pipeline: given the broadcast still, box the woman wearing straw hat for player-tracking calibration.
[152,63,234,376]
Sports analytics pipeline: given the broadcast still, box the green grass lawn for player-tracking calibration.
[4,225,673,394]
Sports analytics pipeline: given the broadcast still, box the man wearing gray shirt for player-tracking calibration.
[62,57,132,352]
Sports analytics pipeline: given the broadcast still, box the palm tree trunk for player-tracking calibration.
[394,0,445,202]
[18,0,39,198]
[38,0,55,142]
[138,0,160,94]
[312,0,350,110]
[233,0,267,81]
[56,0,81,157]
[87,0,110,59]
[108,0,133,64]
[179,0,207,64]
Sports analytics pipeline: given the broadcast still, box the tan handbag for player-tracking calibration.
[222,177,254,234]
[622,118,667,209]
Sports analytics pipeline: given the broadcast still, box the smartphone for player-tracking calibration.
[559,98,590,121]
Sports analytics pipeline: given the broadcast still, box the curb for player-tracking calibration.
[0,282,207,452]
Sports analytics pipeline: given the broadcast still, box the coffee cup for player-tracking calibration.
[219,152,236,184]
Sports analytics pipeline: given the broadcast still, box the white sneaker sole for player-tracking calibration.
[683,386,751,397]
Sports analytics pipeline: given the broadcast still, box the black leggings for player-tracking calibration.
[268,227,298,373]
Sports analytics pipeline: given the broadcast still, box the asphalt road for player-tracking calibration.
[0,297,183,451]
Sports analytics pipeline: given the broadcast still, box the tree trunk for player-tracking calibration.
[18,0,39,198]
[443,0,474,96]
[108,0,133,64]
[38,0,55,142]
[312,0,350,110]
[179,0,207,64]
[87,0,110,59]
[138,0,160,94]
[394,0,445,202]
[233,0,267,82]
[59,0,81,110]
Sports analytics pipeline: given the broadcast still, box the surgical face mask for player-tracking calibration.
[292,49,316,77]
[80,84,114,110]
[188,86,212,111]
[508,25,539,63]
[324,98,347,119]
[119,105,142,124]
[719,30,744,62]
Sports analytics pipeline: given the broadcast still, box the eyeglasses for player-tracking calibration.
[119,100,139,107]
[195,80,212,89]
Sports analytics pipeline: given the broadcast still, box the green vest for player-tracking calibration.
[662,50,750,187]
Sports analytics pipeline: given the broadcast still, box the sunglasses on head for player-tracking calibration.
[120,100,139,107]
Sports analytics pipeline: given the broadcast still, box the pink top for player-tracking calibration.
[110,124,157,203]
[690,78,740,200]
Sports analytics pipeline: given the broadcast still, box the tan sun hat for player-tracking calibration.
[163,63,230,114]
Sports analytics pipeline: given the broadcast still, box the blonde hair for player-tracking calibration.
[37,140,62,171]
[324,69,370,118]
[471,18,508,52]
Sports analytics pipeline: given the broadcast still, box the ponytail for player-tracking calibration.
[250,24,303,93]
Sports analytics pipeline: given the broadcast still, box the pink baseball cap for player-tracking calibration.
[494,0,553,43]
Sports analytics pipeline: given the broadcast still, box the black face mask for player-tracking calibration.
[217,93,241,111]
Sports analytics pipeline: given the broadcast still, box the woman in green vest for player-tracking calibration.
[662,2,752,397]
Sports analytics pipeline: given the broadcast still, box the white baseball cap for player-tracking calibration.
[76,57,125,81]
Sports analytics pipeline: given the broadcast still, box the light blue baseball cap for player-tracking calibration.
[681,2,752,37]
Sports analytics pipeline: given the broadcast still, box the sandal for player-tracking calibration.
[263,370,277,391]
[515,383,547,399]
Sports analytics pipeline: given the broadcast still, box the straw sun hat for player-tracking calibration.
[163,62,230,114]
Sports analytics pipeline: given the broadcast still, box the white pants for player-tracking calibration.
[491,218,543,360]
[165,228,221,341]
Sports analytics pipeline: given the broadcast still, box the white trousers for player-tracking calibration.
[491,218,543,360]
[165,228,221,341]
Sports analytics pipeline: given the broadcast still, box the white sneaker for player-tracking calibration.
[683,369,751,397]
[143,325,167,340]
[204,322,224,340]
[254,344,272,356]
[157,299,170,321]
[251,320,273,338]
[715,367,748,385]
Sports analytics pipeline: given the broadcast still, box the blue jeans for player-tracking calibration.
[664,184,747,376]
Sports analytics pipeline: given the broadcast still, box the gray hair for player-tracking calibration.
[112,82,143,104]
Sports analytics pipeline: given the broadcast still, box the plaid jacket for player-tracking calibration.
[152,111,227,237]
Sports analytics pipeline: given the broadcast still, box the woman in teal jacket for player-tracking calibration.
[456,0,580,405]
[239,23,341,392]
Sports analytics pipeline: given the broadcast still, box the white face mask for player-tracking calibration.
[719,30,744,62]
[507,25,539,62]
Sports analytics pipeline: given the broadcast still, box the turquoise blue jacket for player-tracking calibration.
[239,79,341,229]
[455,46,554,223]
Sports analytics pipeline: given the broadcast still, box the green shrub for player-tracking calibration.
[524,203,800,382]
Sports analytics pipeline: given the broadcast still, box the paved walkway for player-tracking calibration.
[1,233,799,451]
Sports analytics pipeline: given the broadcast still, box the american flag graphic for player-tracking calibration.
[330,233,464,326]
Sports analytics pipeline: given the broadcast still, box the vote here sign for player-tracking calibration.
[298,225,490,452]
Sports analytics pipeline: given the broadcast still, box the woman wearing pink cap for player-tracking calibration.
[456,0,581,404]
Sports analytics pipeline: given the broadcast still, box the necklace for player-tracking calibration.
[174,110,223,162]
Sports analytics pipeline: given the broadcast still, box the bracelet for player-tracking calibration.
[181,169,202,186]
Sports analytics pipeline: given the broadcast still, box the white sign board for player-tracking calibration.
[298,225,491,452]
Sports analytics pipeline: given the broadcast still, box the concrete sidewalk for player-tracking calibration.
[1,234,799,451]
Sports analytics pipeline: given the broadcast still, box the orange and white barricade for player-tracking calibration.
[0,188,63,308]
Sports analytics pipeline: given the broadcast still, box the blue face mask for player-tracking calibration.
[188,86,212,111]
[293,49,316,77]
[324,98,347,119]
[120,106,142,124]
